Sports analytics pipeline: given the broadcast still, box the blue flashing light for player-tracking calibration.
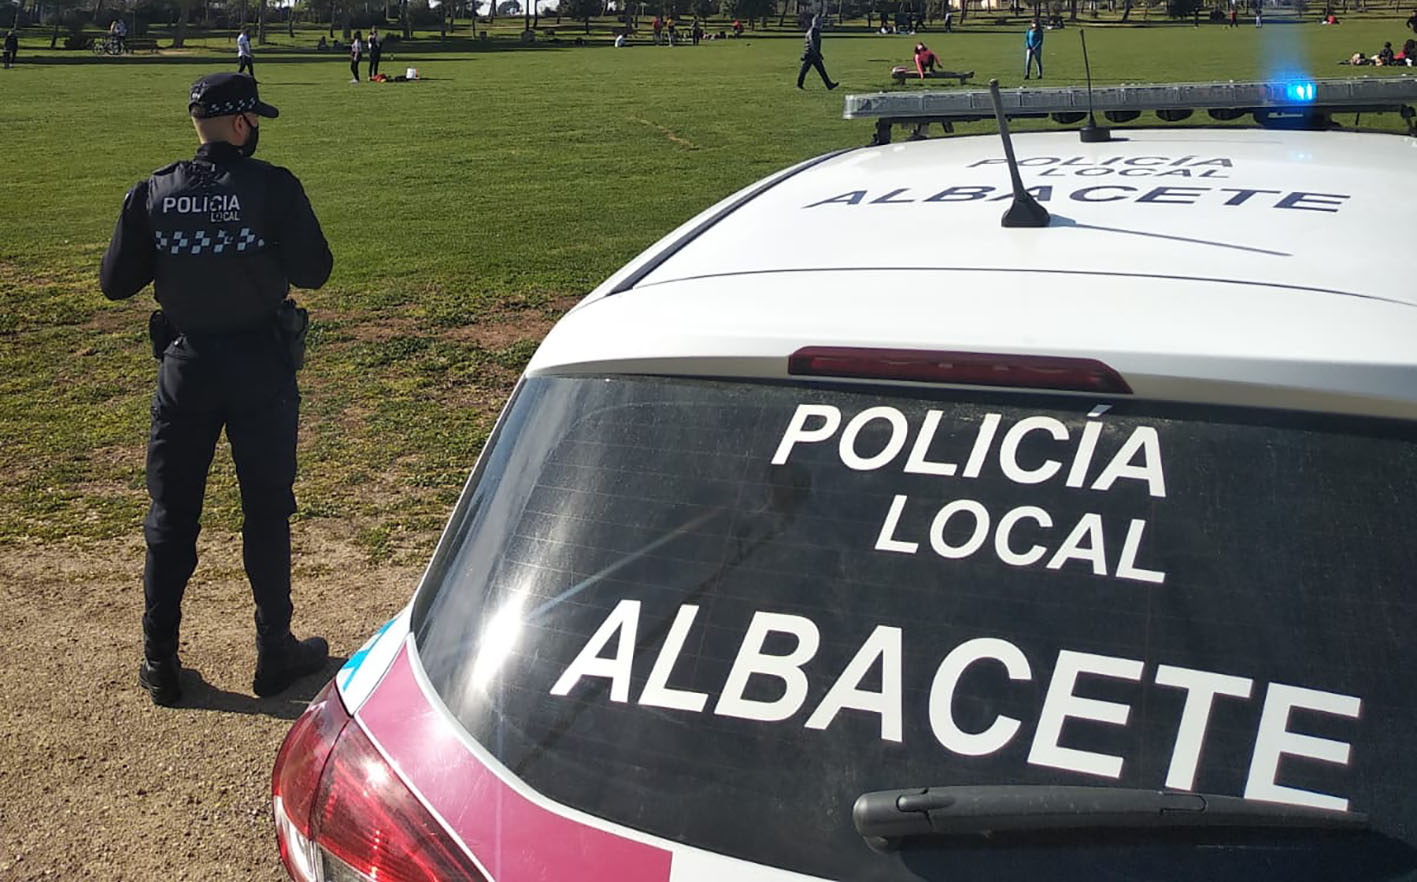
[1284,81,1317,103]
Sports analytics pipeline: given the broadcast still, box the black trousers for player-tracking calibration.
[142,329,299,660]
[2,49,14,68]
[238,55,254,75]
[351,55,361,80]
[369,49,381,76]
[798,53,832,88]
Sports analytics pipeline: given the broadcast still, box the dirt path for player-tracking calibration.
[0,525,423,880]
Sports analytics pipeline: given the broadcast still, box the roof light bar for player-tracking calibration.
[845,76,1417,143]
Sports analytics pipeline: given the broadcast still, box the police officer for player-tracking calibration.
[100,73,333,706]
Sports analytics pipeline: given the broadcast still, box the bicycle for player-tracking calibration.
[91,34,125,56]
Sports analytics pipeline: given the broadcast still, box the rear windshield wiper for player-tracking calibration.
[854,786,1368,847]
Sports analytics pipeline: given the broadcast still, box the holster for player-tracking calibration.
[275,299,310,371]
[148,310,176,361]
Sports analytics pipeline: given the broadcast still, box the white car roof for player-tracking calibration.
[529,127,1417,420]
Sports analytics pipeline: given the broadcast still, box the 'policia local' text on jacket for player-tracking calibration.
[100,140,332,333]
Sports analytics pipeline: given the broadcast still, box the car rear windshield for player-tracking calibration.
[411,375,1417,881]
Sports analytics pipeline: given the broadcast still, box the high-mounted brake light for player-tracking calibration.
[272,682,488,882]
[789,346,1132,394]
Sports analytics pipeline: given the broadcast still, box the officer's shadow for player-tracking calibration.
[175,656,348,720]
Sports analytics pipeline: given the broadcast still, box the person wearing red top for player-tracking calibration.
[913,42,941,78]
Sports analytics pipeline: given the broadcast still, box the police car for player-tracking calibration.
[272,78,1417,882]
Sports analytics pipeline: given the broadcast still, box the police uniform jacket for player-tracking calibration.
[100,140,332,334]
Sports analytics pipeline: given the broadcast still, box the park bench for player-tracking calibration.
[890,66,976,85]
[126,37,159,52]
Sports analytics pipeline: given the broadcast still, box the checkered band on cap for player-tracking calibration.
[198,97,259,114]
[188,73,276,118]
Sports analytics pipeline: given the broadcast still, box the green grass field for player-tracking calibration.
[2,13,1414,558]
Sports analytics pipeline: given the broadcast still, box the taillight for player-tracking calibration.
[789,346,1132,394]
[311,723,488,881]
[272,682,488,882]
[274,681,349,882]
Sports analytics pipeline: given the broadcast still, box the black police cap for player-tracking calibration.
[188,72,279,119]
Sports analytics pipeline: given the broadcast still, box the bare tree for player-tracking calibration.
[172,0,196,45]
[48,0,84,48]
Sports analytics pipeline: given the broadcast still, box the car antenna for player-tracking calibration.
[987,78,1050,228]
[1078,29,1112,143]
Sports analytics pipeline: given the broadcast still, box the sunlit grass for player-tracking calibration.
[1,13,1412,555]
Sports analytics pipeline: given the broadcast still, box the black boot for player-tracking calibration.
[139,655,183,706]
[253,633,330,697]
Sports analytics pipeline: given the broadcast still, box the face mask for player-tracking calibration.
[239,119,259,157]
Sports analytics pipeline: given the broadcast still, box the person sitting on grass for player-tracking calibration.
[913,42,941,78]
[1378,41,1396,65]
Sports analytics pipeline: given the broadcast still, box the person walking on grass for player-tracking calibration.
[368,25,382,78]
[99,73,334,707]
[237,27,254,77]
[349,31,364,83]
[3,29,17,69]
[797,14,839,90]
[1024,18,1044,79]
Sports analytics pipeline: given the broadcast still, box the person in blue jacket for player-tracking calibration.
[1024,19,1044,79]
